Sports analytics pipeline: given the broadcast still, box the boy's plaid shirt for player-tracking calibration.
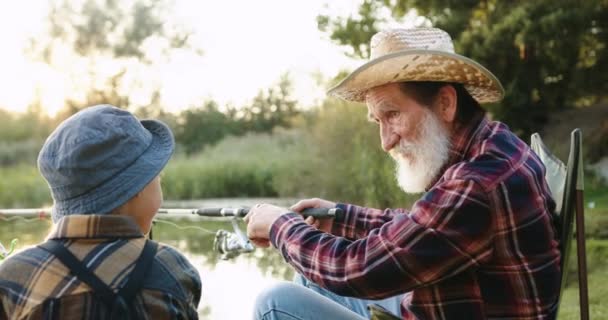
[0,215,201,319]
[270,116,561,319]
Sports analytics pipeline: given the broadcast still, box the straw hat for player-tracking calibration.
[328,27,504,104]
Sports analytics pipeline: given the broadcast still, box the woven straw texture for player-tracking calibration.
[328,28,504,104]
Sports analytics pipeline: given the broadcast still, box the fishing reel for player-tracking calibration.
[213,217,255,260]
[157,206,344,260]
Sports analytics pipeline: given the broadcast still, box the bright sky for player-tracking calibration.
[0,0,371,116]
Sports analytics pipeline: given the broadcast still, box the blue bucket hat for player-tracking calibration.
[38,104,175,222]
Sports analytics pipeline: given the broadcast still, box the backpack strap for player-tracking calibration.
[38,239,159,315]
[38,240,115,308]
[116,240,158,302]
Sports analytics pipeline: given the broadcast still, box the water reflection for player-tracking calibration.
[0,217,295,319]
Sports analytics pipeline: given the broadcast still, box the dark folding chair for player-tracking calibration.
[531,129,589,319]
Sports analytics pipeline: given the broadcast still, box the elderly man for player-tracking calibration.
[245,27,560,319]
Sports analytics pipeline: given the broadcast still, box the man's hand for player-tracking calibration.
[290,198,337,233]
[244,204,290,248]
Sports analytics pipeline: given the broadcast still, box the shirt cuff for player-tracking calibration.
[269,212,304,249]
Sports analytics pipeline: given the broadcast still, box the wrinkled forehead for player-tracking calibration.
[365,83,415,113]
[365,95,390,119]
[365,84,435,122]
[365,84,400,107]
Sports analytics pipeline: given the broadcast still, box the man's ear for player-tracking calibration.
[435,85,457,123]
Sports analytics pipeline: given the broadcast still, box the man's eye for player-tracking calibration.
[387,111,399,119]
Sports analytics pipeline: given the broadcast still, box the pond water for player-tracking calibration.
[0,199,298,319]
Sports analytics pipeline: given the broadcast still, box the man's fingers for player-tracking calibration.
[305,216,315,225]
[313,220,321,229]
[290,198,319,212]
[304,216,323,230]
[290,200,307,212]
[244,203,263,223]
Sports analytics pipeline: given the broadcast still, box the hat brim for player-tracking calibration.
[327,49,504,104]
[51,119,175,221]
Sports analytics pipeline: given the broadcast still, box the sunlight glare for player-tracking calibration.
[0,0,362,116]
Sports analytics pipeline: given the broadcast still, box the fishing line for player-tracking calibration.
[152,219,217,235]
[0,215,48,223]
[0,215,218,235]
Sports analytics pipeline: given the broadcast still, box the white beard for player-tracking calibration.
[389,110,451,193]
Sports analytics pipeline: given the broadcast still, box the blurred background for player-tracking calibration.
[0,0,607,319]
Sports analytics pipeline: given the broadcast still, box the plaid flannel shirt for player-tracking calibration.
[0,215,201,320]
[270,116,561,319]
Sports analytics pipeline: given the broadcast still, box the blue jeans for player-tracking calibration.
[253,274,404,320]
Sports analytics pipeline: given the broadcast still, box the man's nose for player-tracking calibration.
[381,126,398,152]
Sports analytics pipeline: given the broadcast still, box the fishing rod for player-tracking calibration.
[0,207,344,219]
[158,206,344,260]
[157,206,344,219]
[0,206,344,260]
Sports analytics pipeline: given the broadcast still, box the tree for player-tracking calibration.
[174,75,301,154]
[175,101,234,155]
[29,0,200,117]
[238,74,299,133]
[0,104,54,166]
[318,0,608,137]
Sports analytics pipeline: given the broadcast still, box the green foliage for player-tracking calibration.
[175,101,236,155]
[587,118,608,163]
[558,241,608,319]
[238,75,299,133]
[163,157,278,199]
[563,239,608,288]
[0,109,52,143]
[162,132,306,199]
[317,1,383,59]
[0,108,53,166]
[173,75,300,155]
[0,140,44,167]
[317,0,608,138]
[0,165,51,208]
[0,239,17,261]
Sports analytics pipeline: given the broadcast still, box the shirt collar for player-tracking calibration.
[425,113,488,191]
[446,112,488,165]
[47,214,144,240]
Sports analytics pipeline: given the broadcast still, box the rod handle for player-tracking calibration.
[301,207,344,220]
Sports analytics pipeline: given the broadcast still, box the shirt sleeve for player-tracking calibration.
[157,245,202,313]
[270,178,494,299]
[330,203,408,240]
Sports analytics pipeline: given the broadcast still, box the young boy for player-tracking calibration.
[0,105,201,319]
